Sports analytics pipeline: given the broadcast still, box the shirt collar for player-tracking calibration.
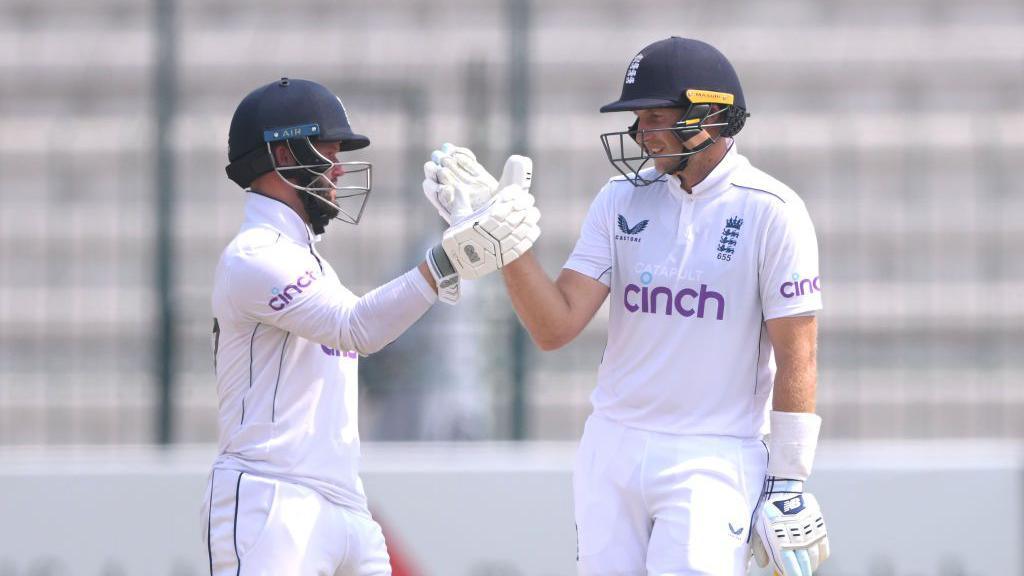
[242,192,315,245]
[688,142,741,197]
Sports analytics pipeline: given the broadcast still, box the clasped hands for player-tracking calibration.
[422,144,540,304]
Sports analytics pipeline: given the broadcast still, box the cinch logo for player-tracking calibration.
[321,345,358,359]
[624,282,725,320]
[780,273,822,298]
[268,270,319,310]
[615,215,648,243]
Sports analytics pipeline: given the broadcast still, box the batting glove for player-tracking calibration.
[428,184,540,281]
[752,478,830,576]
[423,143,532,224]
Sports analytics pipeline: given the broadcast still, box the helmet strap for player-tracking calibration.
[668,128,714,178]
[226,146,274,188]
[681,129,712,151]
[668,155,690,177]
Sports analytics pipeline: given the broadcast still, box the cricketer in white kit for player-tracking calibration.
[203,78,540,575]
[421,38,831,576]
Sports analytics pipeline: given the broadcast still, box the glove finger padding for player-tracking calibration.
[754,488,830,576]
[432,142,478,164]
[496,155,533,192]
[796,548,813,575]
[423,163,482,224]
[444,154,491,185]
[423,161,456,224]
[424,159,442,183]
[440,185,541,280]
[424,146,536,228]
[429,148,501,224]
[433,144,496,189]
[751,532,769,568]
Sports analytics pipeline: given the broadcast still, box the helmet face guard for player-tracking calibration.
[265,124,373,229]
[600,100,738,187]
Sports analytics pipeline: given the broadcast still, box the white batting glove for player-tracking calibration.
[423,143,533,224]
[430,184,540,280]
[752,478,830,576]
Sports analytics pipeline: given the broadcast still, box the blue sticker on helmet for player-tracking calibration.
[264,123,320,142]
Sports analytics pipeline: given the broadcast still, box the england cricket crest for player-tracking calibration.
[716,216,743,262]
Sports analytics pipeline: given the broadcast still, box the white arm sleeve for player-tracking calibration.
[344,268,436,355]
[563,182,614,286]
[759,200,823,320]
[226,241,436,356]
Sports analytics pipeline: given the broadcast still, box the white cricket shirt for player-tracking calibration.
[565,144,822,438]
[210,193,435,512]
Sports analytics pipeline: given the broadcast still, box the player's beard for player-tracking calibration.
[298,173,341,235]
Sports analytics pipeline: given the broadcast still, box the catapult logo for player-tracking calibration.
[615,214,649,243]
[624,273,725,320]
[780,273,821,299]
[268,270,319,311]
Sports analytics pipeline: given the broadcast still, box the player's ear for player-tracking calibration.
[706,105,724,137]
[272,142,297,167]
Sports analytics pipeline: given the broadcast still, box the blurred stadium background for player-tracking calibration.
[0,0,1021,574]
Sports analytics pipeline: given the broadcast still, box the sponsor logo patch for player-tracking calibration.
[774,495,806,515]
[268,270,319,310]
[623,273,726,320]
[616,214,649,243]
[780,273,821,298]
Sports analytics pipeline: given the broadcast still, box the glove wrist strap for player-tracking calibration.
[426,244,459,305]
[764,476,804,495]
[427,244,456,278]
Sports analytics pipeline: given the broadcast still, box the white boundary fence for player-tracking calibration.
[0,441,1019,575]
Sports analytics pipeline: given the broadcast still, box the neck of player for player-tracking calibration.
[674,137,731,194]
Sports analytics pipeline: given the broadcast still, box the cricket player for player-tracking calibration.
[423,38,830,575]
[203,78,539,575]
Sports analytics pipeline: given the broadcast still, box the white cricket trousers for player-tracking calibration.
[574,414,768,576]
[203,470,391,576]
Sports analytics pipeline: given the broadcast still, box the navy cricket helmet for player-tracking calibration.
[599,37,749,186]
[226,78,373,231]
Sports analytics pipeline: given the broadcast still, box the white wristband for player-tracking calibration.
[767,410,822,481]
